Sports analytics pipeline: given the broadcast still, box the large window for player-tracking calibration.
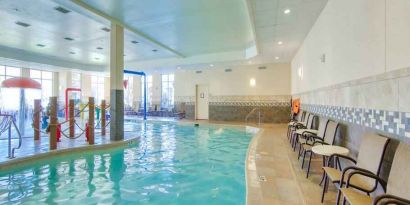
[161,74,174,110]
[141,75,152,108]
[124,75,134,108]
[29,69,53,107]
[0,66,21,110]
[91,76,105,104]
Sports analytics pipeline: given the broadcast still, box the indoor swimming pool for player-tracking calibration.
[0,122,256,205]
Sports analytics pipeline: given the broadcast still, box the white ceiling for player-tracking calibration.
[0,0,328,72]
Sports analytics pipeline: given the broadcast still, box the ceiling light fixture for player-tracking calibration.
[284,9,291,14]
[275,56,280,60]
[210,64,214,67]
[101,27,110,32]
[277,41,283,45]
[54,6,71,14]
[250,78,256,87]
[177,66,181,69]
[15,21,30,27]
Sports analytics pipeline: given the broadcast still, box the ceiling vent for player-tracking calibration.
[258,66,267,70]
[64,37,74,41]
[152,49,158,52]
[196,71,202,74]
[131,40,139,44]
[96,47,103,50]
[54,6,71,14]
[101,27,110,32]
[36,44,45,47]
[15,21,30,27]
[225,69,232,72]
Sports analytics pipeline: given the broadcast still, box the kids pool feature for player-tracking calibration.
[0,122,257,205]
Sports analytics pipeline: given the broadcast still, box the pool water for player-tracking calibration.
[0,122,255,205]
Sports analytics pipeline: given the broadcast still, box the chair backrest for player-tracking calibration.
[295,111,304,122]
[386,143,410,200]
[302,113,311,126]
[356,133,390,175]
[306,114,316,129]
[317,118,329,139]
[323,120,339,145]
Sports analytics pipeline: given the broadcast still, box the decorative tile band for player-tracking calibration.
[301,104,410,138]
[175,95,291,107]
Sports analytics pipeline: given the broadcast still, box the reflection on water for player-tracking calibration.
[0,122,253,205]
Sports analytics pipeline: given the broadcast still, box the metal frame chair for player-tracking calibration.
[339,143,410,205]
[320,133,390,203]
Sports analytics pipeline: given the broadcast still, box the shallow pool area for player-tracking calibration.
[0,122,255,205]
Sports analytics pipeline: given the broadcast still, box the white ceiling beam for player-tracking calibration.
[70,0,185,58]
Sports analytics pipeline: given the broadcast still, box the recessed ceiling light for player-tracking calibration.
[177,66,181,69]
[96,47,103,50]
[131,40,139,44]
[152,49,158,52]
[277,41,283,45]
[284,9,291,14]
[54,6,71,14]
[64,37,74,41]
[15,21,30,27]
[275,56,280,60]
[36,44,45,47]
[69,51,76,54]
[101,27,110,32]
[210,64,214,67]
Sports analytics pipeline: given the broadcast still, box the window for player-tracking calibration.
[0,66,22,110]
[72,72,81,88]
[161,74,174,110]
[91,76,105,104]
[124,75,134,108]
[141,75,152,107]
[29,69,53,107]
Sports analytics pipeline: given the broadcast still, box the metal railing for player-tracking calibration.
[245,107,263,126]
[0,114,22,158]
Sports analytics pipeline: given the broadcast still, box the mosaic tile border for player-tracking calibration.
[175,95,291,107]
[301,104,410,138]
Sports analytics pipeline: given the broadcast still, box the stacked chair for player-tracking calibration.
[321,133,390,203]
[339,142,410,205]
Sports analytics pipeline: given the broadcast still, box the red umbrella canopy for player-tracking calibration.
[1,77,42,89]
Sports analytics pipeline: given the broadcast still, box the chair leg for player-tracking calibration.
[306,151,313,178]
[301,150,307,169]
[336,184,343,205]
[297,143,303,160]
[342,198,346,205]
[321,175,328,203]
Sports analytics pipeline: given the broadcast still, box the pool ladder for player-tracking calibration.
[0,114,22,159]
[245,108,264,127]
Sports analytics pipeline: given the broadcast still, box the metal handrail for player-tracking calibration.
[245,107,263,126]
[0,114,22,158]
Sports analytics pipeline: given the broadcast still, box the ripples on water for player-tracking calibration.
[0,122,253,205]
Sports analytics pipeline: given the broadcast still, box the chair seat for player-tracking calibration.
[295,129,318,135]
[299,138,308,145]
[322,167,374,191]
[303,143,313,151]
[340,188,372,205]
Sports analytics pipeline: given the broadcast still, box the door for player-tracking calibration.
[196,85,209,120]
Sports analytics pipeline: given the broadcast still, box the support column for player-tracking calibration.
[49,97,57,150]
[110,23,124,141]
[52,72,59,97]
[88,97,95,145]
[69,99,75,138]
[101,100,106,136]
[34,99,41,140]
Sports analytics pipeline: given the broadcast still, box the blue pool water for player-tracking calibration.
[0,122,255,205]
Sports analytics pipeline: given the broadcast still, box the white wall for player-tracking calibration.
[291,0,410,94]
[175,63,291,97]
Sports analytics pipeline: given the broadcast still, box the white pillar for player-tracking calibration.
[110,23,124,141]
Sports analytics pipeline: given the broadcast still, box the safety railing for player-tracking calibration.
[245,107,263,127]
[0,114,22,158]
